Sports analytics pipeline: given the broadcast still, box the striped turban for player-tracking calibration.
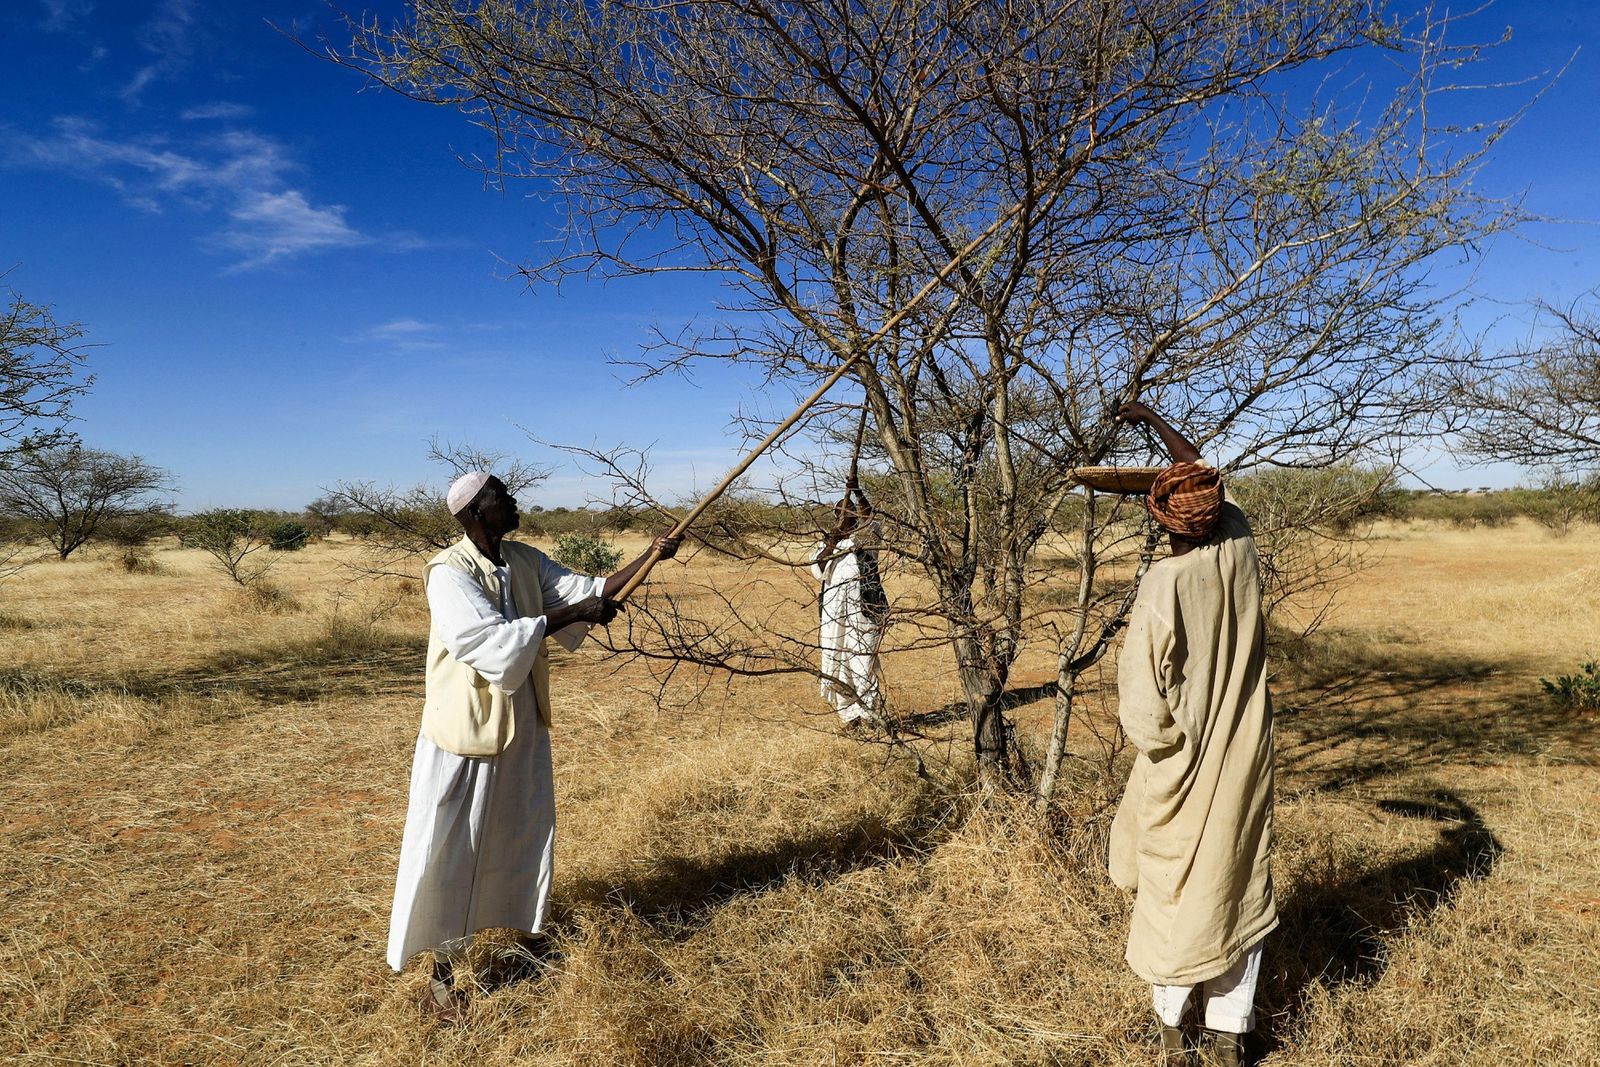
[1146,462,1223,541]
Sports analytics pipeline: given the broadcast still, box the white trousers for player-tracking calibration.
[1151,942,1263,1033]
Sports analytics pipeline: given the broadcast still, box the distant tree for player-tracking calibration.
[97,508,172,573]
[269,520,311,551]
[1457,298,1600,470]
[1505,470,1600,537]
[186,509,274,586]
[552,531,624,575]
[0,288,92,458]
[0,446,169,560]
[302,495,343,537]
[322,437,551,577]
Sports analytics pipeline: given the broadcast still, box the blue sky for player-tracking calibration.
[1,1,1596,509]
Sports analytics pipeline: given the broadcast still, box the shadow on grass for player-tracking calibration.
[0,627,424,711]
[1255,790,1503,1056]
[138,630,425,703]
[899,680,1061,732]
[559,804,952,938]
[1270,628,1595,794]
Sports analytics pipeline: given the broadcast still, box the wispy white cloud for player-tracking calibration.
[371,319,437,337]
[180,102,254,122]
[39,0,93,33]
[122,0,198,105]
[355,318,448,350]
[219,190,367,271]
[7,117,374,270]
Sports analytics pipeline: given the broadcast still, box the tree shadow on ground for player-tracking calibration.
[462,805,954,996]
[0,633,425,709]
[1270,629,1595,794]
[133,634,424,704]
[1253,790,1503,1057]
[558,804,949,939]
[898,680,1060,732]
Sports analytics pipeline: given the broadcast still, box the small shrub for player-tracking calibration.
[118,547,167,575]
[552,531,623,575]
[269,520,310,551]
[187,508,273,586]
[245,579,301,614]
[1540,661,1600,709]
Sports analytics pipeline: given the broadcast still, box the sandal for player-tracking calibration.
[420,976,469,1027]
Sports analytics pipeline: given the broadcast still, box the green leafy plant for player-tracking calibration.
[1540,661,1600,709]
[269,520,310,551]
[552,532,622,576]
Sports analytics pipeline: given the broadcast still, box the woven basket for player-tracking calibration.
[1070,465,1162,494]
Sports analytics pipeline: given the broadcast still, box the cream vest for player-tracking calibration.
[420,536,553,757]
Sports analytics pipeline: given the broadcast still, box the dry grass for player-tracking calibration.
[1,527,1596,1065]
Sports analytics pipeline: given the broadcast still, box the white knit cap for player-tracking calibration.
[446,471,492,516]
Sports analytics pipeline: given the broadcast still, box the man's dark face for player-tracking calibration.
[471,478,520,535]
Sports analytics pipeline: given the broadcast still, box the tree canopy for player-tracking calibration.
[0,288,91,459]
[341,0,1523,787]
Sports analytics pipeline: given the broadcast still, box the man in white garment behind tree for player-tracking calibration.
[812,480,888,733]
[387,471,680,1024]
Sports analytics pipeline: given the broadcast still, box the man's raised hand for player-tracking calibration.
[1117,400,1156,425]
[652,533,682,560]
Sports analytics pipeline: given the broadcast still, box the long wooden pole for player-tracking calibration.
[613,349,867,601]
[847,401,869,487]
[613,196,1029,603]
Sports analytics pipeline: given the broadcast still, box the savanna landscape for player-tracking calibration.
[7,0,1600,1064]
[3,509,1596,1065]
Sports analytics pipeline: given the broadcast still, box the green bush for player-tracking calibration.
[269,520,311,551]
[1404,491,1517,528]
[1541,661,1600,709]
[552,531,623,575]
[1228,464,1398,534]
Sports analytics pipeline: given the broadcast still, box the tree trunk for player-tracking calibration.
[953,628,1008,788]
[1036,490,1097,809]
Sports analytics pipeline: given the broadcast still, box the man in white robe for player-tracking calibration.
[387,471,679,1023]
[811,483,888,731]
[1109,404,1276,1067]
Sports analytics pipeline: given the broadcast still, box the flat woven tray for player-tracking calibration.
[1070,465,1162,493]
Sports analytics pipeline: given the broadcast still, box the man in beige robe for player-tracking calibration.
[1109,403,1276,1067]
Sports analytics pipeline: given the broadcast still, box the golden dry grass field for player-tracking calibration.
[2,520,1597,1065]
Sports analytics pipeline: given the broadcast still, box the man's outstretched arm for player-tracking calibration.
[1117,401,1202,465]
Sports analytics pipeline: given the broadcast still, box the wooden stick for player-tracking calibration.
[614,350,866,601]
[847,402,869,487]
[612,199,1027,603]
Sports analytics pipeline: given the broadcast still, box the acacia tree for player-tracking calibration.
[1456,297,1600,470]
[0,446,169,560]
[342,0,1518,788]
[186,509,276,586]
[321,436,551,577]
[0,288,91,459]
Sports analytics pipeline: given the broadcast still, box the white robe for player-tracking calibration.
[386,557,603,971]
[810,534,886,723]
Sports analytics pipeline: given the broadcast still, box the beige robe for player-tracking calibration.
[1109,501,1277,985]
